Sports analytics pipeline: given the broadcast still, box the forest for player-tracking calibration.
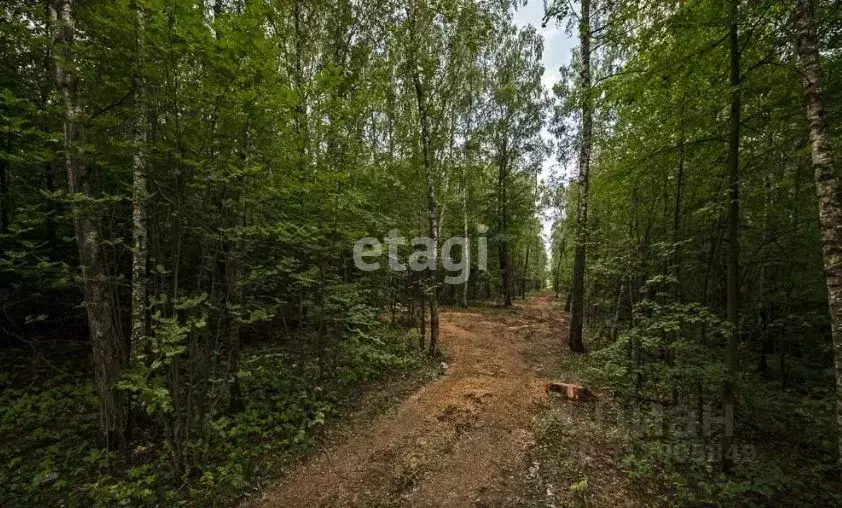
[1,0,841,506]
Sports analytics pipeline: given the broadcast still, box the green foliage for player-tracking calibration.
[0,321,422,507]
[0,356,99,506]
[560,345,842,506]
[544,0,842,504]
[2,0,549,503]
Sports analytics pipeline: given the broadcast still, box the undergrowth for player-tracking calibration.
[532,339,842,507]
[0,326,427,507]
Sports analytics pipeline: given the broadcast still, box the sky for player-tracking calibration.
[511,2,575,256]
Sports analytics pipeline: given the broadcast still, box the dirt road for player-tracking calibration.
[247,294,564,507]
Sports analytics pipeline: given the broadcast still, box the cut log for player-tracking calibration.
[547,382,594,402]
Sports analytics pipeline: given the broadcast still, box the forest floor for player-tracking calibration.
[245,293,646,507]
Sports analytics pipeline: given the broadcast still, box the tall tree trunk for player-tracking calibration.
[522,243,530,299]
[222,236,244,413]
[42,1,56,243]
[673,111,685,302]
[498,146,512,307]
[795,0,842,475]
[409,17,440,354]
[51,0,128,449]
[419,286,426,351]
[460,75,474,310]
[722,0,742,474]
[0,126,9,234]
[292,0,307,176]
[460,169,469,308]
[130,2,148,364]
[758,175,773,377]
[221,141,245,414]
[212,0,244,414]
[569,0,592,353]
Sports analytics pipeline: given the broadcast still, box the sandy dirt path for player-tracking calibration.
[247,294,563,508]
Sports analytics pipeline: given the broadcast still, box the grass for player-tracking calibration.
[520,296,842,507]
[0,325,439,507]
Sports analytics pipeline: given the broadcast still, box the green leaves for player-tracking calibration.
[3,0,553,504]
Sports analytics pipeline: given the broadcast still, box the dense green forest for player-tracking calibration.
[2,0,842,506]
[1,0,548,504]
[548,0,842,504]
